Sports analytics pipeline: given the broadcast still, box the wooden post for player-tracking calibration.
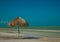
[18,26,20,38]
[17,21,20,38]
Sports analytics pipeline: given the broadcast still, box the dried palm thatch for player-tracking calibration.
[8,17,28,38]
[8,17,28,27]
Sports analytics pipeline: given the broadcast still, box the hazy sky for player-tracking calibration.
[0,0,60,26]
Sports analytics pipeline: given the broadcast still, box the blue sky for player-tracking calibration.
[0,0,60,26]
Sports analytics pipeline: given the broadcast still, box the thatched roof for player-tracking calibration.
[8,17,28,27]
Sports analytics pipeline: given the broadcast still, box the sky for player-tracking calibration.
[0,0,60,26]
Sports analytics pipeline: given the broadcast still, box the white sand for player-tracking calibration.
[0,32,60,42]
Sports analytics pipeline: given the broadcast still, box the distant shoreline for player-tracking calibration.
[0,26,60,30]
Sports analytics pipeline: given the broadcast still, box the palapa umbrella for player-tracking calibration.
[8,17,28,37]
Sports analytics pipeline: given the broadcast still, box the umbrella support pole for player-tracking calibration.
[18,26,20,38]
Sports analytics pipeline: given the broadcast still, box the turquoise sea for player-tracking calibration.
[0,26,60,30]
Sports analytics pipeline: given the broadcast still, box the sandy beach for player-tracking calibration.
[0,36,60,42]
[0,32,60,42]
[0,29,60,42]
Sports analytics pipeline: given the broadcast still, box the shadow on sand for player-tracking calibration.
[22,37,40,39]
[0,36,40,39]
